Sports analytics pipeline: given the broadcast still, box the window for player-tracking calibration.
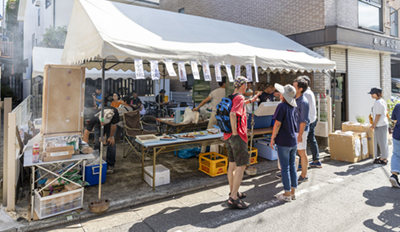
[38,9,40,26]
[46,0,51,9]
[358,0,382,32]
[178,7,185,14]
[391,7,398,37]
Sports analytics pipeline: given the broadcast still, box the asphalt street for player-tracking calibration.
[40,155,399,232]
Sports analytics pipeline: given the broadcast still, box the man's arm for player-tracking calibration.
[83,129,90,143]
[298,122,306,143]
[230,112,238,135]
[193,96,212,111]
[107,124,117,147]
[93,97,102,103]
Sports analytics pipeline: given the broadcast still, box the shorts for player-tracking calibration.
[296,131,309,150]
[225,135,249,166]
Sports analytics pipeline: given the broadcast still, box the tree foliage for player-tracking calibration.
[41,26,68,48]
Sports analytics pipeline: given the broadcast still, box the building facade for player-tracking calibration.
[160,0,400,127]
[17,0,159,99]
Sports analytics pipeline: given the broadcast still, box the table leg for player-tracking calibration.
[142,145,145,181]
[31,166,35,220]
[153,147,156,191]
[81,160,86,208]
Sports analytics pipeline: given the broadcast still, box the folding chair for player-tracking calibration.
[123,110,159,158]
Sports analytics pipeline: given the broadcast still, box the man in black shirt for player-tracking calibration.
[258,84,279,105]
[155,89,169,106]
[83,107,119,174]
[130,91,143,111]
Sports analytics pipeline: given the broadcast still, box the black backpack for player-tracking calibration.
[215,93,239,133]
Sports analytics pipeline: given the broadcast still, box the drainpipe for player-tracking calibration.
[53,0,56,27]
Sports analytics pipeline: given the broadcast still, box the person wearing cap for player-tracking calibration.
[271,83,298,202]
[83,107,120,174]
[293,77,310,182]
[369,87,389,165]
[301,76,321,168]
[225,76,261,209]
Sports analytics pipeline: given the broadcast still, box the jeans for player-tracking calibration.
[392,138,400,174]
[277,145,298,192]
[307,120,320,161]
[94,126,116,167]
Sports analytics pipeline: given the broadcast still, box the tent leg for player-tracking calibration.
[99,59,106,201]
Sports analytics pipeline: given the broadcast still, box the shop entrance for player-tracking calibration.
[331,73,347,130]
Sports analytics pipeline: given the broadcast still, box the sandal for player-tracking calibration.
[374,159,388,165]
[227,197,248,209]
[381,159,388,165]
[373,158,380,164]
[228,192,247,199]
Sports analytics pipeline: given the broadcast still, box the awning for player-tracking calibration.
[32,47,149,79]
[61,0,336,76]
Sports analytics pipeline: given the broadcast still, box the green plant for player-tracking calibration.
[356,115,365,123]
[387,99,400,129]
[319,112,327,122]
[40,26,68,48]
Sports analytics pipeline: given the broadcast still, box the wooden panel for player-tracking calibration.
[42,65,85,135]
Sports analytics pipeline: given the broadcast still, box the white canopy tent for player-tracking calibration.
[60,0,337,203]
[61,0,336,74]
[33,47,150,79]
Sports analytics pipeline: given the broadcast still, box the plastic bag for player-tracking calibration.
[181,107,197,124]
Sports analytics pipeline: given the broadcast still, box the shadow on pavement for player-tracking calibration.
[334,161,384,177]
[363,186,400,231]
[129,175,286,231]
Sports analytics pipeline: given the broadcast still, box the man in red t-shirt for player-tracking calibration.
[225,76,261,209]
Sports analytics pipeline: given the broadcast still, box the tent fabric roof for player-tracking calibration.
[62,0,336,74]
[33,47,149,79]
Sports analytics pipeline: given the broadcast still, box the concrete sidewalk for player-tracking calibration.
[3,141,320,232]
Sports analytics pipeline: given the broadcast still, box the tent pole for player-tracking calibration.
[163,65,166,117]
[99,59,106,201]
[332,70,336,130]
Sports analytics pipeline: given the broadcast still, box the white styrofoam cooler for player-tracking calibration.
[253,139,278,161]
[144,164,170,187]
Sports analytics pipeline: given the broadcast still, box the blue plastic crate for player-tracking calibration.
[247,115,273,129]
[84,160,107,186]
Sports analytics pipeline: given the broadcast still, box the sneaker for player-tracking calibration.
[389,174,400,188]
[107,166,114,174]
[275,193,291,202]
[291,194,296,200]
[309,161,322,168]
[276,173,282,179]
[298,175,308,182]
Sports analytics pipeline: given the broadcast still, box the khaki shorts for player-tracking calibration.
[225,135,249,166]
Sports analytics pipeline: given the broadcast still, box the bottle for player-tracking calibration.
[33,143,40,163]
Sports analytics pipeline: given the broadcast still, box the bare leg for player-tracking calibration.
[228,162,236,195]
[230,165,247,201]
[298,150,308,178]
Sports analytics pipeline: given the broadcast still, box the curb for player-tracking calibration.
[17,166,279,232]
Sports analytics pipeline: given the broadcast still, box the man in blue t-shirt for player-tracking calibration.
[92,86,102,108]
[390,104,400,188]
[293,77,310,183]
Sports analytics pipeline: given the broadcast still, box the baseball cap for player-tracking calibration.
[367,87,382,95]
[234,76,247,88]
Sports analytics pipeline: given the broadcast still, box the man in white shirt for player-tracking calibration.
[194,76,227,153]
[302,76,321,168]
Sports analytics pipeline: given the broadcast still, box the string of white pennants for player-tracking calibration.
[133,60,259,83]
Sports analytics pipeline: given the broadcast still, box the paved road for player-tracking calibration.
[40,155,399,232]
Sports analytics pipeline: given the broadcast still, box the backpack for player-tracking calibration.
[215,93,240,133]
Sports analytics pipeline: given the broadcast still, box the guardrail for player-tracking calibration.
[0,41,13,58]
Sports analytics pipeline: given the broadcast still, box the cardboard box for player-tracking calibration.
[42,152,73,162]
[342,122,374,158]
[354,132,369,160]
[329,131,362,163]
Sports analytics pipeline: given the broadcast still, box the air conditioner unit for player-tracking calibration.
[35,0,40,7]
